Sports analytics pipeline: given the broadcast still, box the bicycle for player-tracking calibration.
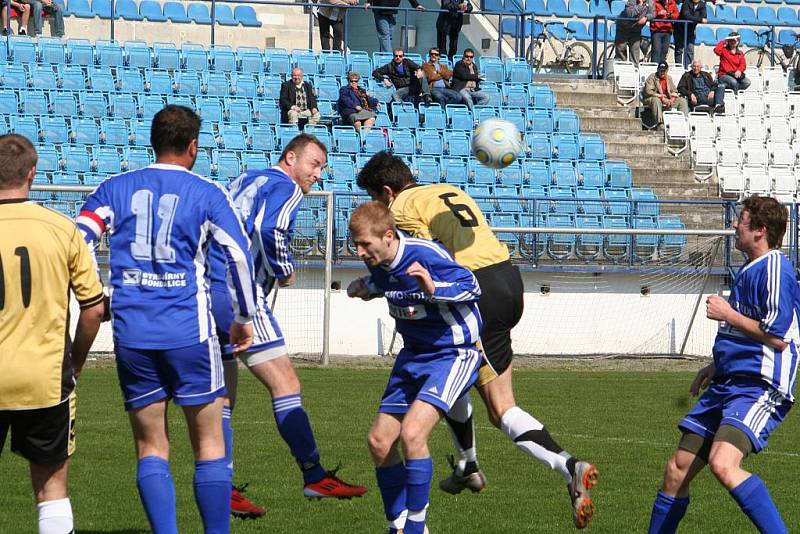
[527,20,593,74]
[744,29,800,72]
[595,36,675,79]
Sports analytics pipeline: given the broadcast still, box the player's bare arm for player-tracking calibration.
[71,300,105,378]
[347,277,382,300]
[230,321,254,354]
[279,272,297,287]
[689,363,715,396]
[707,295,788,351]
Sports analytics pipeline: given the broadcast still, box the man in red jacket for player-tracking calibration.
[715,32,751,94]
[650,0,678,65]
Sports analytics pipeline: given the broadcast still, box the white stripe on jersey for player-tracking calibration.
[439,306,465,346]
[209,223,256,319]
[454,303,481,342]
[761,345,775,386]
[763,252,780,329]
[272,184,303,276]
[442,348,479,407]
[195,221,212,341]
[743,389,783,437]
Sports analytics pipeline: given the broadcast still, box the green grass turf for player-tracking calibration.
[1,365,799,533]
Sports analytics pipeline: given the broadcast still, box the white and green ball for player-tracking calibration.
[471,118,523,169]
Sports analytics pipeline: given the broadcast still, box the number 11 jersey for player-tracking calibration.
[389,183,509,271]
[77,163,256,350]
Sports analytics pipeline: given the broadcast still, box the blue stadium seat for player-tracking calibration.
[446,104,472,131]
[778,29,799,46]
[553,133,579,160]
[497,162,523,187]
[442,156,469,185]
[254,98,280,125]
[276,123,299,149]
[588,0,611,17]
[756,6,779,24]
[188,2,212,24]
[234,5,261,27]
[504,58,532,84]
[119,67,145,93]
[578,161,604,188]
[552,160,578,187]
[470,159,496,185]
[333,125,360,154]
[480,56,504,84]
[444,130,470,157]
[123,41,152,68]
[40,41,66,65]
[566,21,591,42]
[580,133,605,160]
[21,91,47,116]
[260,74,282,100]
[633,215,658,261]
[68,0,94,17]
[167,94,194,108]
[320,51,345,78]
[50,91,77,116]
[214,4,238,25]
[87,66,115,92]
[11,116,39,144]
[0,89,18,115]
[695,26,716,46]
[163,1,190,22]
[570,0,591,18]
[125,146,153,171]
[246,124,275,151]
[390,128,416,155]
[632,188,659,216]
[62,145,91,173]
[146,69,174,94]
[347,52,372,80]
[232,75,257,99]
[524,159,551,187]
[36,145,61,174]
[208,46,235,73]
[531,85,555,110]
[52,173,82,186]
[66,39,94,66]
[183,44,209,72]
[528,109,553,133]
[360,128,386,155]
[414,156,441,184]
[198,121,217,149]
[529,134,552,160]
[577,187,605,215]
[549,186,576,214]
[154,42,181,70]
[100,117,129,146]
[546,0,571,17]
[302,123,331,150]
[391,102,419,129]
[93,145,122,174]
[777,8,799,27]
[203,72,230,96]
[130,119,151,146]
[116,0,143,20]
[224,98,251,123]
[316,76,340,101]
[546,213,575,260]
[421,105,446,130]
[479,83,502,107]
[604,188,630,216]
[292,49,318,74]
[574,214,602,260]
[1,64,27,88]
[219,124,246,150]
[554,108,580,133]
[80,92,108,118]
[606,160,632,188]
[193,149,212,176]
[265,49,291,75]
[92,0,112,19]
[139,0,166,21]
[110,93,137,118]
[238,47,265,73]
[10,37,36,64]
[500,107,526,133]
[418,129,443,155]
[503,84,528,108]
[737,29,759,48]
[176,71,201,95]
[140,95,165,121]
[658,216,686,258]
[72,117,99,145]
[735,5,757,23]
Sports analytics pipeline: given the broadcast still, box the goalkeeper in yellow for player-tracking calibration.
[357,151,598,529]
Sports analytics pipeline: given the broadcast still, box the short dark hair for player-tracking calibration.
[463,48,475,57]
[279,133,328,163]
[0,134,37,190]
[356,151,415,194]
[741,195,788,249]
[429,47,440,55]
[151,105,201,157]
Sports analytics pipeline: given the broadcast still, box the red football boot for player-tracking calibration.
[303,467,368,499]
[230,484,266,519]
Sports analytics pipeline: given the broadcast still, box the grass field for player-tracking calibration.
[1,361,799,533]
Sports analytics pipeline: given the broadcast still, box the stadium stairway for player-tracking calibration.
[540,75,720,225]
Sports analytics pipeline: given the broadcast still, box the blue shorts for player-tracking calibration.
[380,346,481,415]
[679,376,793,453]
[211,286,286,365]
[115,337,226,411]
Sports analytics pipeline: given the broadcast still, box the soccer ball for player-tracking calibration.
[471,118,523,169]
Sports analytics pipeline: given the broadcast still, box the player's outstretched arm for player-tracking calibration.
[409,255,482,303]
[72,300,105,378]
[689,363,715,396]
[347,276,383,300]
[707,294,788,351]
[229,321,254,354]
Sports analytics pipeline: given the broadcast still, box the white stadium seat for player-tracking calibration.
[663,110,689,155]
[717,164,745,197]
[765,94,790,118]
[741,93,765,117]
[688,112,715,143]
[613,62,639,105]
[768,141,796,167]
[741,119,767,142]
[743,140,768,166]
[766,117,792,143]
[770,165,796,202]
[691,139,716,181]
[763,67,789,94]
[744,164,770,195]
[715,114,740,141]
[717,139,744,167]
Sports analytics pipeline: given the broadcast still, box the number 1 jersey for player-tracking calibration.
[389,184,509,271]
[77,163,256,350]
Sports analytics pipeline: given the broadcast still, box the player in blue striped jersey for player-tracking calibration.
[77,106,256,534]
[348,201,483,534]
[649,195,799,534]
[208,134,367,510]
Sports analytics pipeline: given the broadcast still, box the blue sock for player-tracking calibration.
[376,462,407,530]
[404,457,433,534]
[730,475,787,533]
[193,457,232,534]
[136,456,178,534]
[272,394,325,484]
[647,490,689,534]
[222,405,234,472]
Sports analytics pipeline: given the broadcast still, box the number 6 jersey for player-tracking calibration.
[389,183,509,271]
[77,163,257,350]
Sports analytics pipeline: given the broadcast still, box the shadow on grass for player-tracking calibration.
[76,530,149,533]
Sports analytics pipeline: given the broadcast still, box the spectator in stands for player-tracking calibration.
[20,0,63,38]
[614,0,654,66]
[436,0,471,61]
[0,0,30,35]
[452,48,490,110]
[317,0,358,52]
[678,59,725,114]
[644,62,689,127]
[673,0,706,68]
[372,47,433,104]
[279,68,321,125]
[338,72,379,132]
[364,0,425,53]
[421,47,463,106]
[715,32,750,94]
[650,0,678,66]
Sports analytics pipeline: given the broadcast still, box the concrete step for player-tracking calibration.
[553,92,621,107]
[592,131,665,144]
[580,116,643,131]
[626,156,693,169]
[574,107,638,120]
[605,142,681,157]
[538,77,615,92]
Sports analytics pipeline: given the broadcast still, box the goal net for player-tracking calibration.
[382,229,734,360]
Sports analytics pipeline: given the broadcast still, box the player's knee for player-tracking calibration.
[367,430,392,461]
[663,453,691,491]
[707,455,737,485]
[399,423,428,455]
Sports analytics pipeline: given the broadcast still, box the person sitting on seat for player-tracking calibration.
[678,59,725,114]
[421,47,463,106]
[371,48,432,104]
[714,32,750,94]
[643,62,689,127]
[279,68,321,125]
[338,72,380,132]
[451,48,491,110]
[0,0,31,35]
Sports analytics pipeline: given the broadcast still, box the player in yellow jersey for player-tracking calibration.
[357,151,599,529]
[0,134,105,534]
